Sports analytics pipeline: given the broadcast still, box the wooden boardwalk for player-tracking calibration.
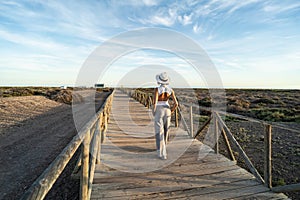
[91,90,289,200]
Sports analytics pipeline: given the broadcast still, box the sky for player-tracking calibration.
[0,0,300,88]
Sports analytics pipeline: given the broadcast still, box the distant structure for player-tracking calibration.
[94,83,104,88]
[60,86,67,89]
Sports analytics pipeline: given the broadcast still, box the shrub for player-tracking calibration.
[273,178,286,187]
[198,97,212,107]
[251,98,276,104]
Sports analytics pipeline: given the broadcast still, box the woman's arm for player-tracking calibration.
[153,88,158,114]
[171,90,178,113]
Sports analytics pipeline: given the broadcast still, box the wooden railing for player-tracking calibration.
[190,104,300,193]
[21,90,114,200]
[130,89,300,194]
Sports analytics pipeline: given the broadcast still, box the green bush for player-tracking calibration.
[198,97,212,107]
[249,108,299,122]
[251,98,276,104]
[273,178,286,187]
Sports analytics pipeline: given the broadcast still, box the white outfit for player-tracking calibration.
[154,84,173,159]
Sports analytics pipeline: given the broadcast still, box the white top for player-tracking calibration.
[156,85,173,106]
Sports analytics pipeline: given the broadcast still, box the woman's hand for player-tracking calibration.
[171,107,177,114]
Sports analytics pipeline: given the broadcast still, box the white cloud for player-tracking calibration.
[0,30,66,51]
[150,15,174,26]
[263,2,300,13]
[227,0,260,14]
[142,8,177,26]
[142,0,159,6]
[193,23,201,33]
[1,0,299,88]
[178,13,193,25]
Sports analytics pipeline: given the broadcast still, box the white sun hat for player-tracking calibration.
[156,72,170,85]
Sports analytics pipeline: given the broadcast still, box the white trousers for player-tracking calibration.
[154,105,171,157]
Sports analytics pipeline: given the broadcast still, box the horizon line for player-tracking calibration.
[0,84,299,90]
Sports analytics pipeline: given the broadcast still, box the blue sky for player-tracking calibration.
[0,0,300,88]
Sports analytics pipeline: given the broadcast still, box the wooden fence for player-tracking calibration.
[21,90,114,200]
[130,88,300,194]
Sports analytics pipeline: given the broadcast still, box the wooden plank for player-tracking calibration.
[93,151,235,176]
[95,151,237,175]
[173,184,270,200]
[92,168,254,191]
[232,191,289,200]
[93,162,240,183]
[91,179,261,199]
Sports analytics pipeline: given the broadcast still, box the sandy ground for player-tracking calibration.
[0,92,109,199]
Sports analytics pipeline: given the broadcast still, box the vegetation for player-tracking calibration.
[196,89,300,122]
[0,87,113,105]
[133,88,299,122]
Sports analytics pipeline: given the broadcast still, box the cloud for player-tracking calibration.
[263,2,300,14]
[178,13,193,25]
[142,0,159,6]
[193,23,201,33]
[145,8,177,26]
[0,30,66,51]
[1,0,299,88]
[227,0,260,14]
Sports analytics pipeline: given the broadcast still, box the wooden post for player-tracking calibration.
[102,108,108,142]
[190,106,193,138]
[80,131,90,200]
[175,107,179,128]
[264,124,272,188]
[88,127,99,199]
[214,112,219,154]
[97,113,103,163]
[72,153,82,176]
[147,96,150,109]
[221,129,236,162]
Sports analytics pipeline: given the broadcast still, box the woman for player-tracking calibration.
[153,72,178,160]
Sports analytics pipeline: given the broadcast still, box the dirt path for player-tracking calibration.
[0,92,109,199]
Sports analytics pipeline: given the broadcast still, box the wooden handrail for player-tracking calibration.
[181,102,300,134]
[21,90,114,200]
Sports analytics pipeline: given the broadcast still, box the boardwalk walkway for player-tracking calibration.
[91,90,289,199]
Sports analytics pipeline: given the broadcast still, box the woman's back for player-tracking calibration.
[157,85,172,102]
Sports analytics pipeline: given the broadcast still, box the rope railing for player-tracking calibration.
[21,90,114,200]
